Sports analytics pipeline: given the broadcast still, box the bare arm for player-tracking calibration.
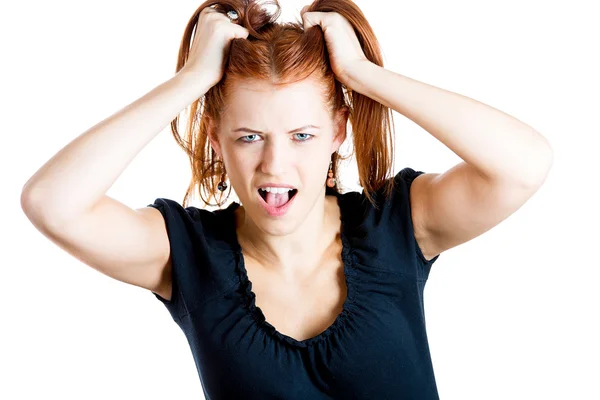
[19,7,249,300]
[21,71,208,226]
[19,71,209,299]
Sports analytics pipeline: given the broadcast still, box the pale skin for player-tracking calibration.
[206,11,554,340]
[206,68,552,340]
[206,77,350,341]
[300,10,554,263]
[208,76,348,277]
[19,8,554,343]
[210,10,554,275]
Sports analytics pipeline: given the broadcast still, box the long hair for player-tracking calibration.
[171,0,396,208]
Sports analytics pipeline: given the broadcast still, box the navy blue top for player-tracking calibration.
[147,167,440,399]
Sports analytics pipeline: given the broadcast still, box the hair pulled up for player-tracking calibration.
[170,0,396,209]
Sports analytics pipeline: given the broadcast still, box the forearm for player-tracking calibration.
[21,70,209,225]
[346,61,553,187]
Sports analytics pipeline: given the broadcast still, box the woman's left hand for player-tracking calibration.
[302,11,371,89]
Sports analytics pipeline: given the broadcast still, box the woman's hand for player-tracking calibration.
[302,11,371,89]
[179,7,249,89]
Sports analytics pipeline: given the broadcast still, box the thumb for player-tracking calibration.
[231,24,250,39]
[302,11,324,31]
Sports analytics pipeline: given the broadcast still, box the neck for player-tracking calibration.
[235,192,340,277]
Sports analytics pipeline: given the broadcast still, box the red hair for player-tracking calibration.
[171,0,396,208]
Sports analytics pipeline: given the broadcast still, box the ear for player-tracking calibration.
[332,106,349,152]
[207,117,222,159]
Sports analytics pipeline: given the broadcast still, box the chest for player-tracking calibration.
[243,243,347,342]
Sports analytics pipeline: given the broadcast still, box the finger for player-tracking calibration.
[202,6,232,22]
[232,24,250,39]
[201,6,220,16]
[302,11,325,31]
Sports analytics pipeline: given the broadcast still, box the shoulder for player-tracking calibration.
[365,167,441,263]
[335,168,440,278]
[146,198,241,248]
[408,171,441,262]
[147,197,235,226]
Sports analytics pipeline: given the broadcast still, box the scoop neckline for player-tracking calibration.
[225,192,356,349]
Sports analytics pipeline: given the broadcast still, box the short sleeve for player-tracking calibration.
[346,167,440,281]
[146,197,198,322]
[395,168,440,273]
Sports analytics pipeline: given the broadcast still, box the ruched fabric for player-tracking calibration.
[148,167,440,399]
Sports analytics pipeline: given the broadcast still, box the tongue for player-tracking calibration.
[265,191,290,207]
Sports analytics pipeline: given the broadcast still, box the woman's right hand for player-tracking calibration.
[179,7,249,89]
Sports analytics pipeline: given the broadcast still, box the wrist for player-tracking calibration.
[172,69,214,98]
[342,59,376,93]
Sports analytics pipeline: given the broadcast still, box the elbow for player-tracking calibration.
[21,187,46,225]
[525,142,554,188]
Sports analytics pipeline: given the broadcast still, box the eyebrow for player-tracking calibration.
[232,125,320,134]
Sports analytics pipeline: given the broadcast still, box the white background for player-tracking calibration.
[2,0,598,399]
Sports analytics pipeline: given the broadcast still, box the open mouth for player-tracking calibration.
[258,188,298,202]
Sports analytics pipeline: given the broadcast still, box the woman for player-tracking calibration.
[21,0,553,398]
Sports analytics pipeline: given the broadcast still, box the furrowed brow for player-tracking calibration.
[232,125,320,134]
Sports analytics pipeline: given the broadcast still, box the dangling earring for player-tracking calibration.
[217,162,228,192]
[326,160,336,188]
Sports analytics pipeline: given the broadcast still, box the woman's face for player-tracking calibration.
[209,77,347,234]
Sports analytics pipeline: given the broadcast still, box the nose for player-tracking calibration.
[260,136,290,176]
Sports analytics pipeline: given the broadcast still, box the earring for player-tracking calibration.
[217,163,228,192]
[326,160,336,188]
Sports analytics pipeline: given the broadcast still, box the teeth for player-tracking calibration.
[259,187,293,194]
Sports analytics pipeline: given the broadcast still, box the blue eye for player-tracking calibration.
[240,134,260,143]
[239,133,314,143]
[294,133,313,141]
